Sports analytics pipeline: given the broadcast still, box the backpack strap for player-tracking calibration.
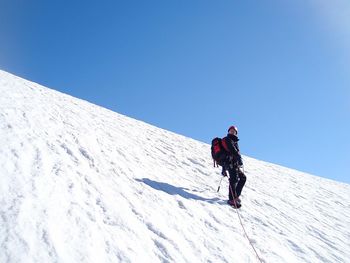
[221,137,230,152]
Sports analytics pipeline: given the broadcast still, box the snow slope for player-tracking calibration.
[0,70,349,263]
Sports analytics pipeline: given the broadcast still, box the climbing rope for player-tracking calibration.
[228,179,264,263]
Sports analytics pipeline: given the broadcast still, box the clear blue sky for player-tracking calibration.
[1,0,349,184]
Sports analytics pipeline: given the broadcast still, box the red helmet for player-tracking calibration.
[228,125,238,134]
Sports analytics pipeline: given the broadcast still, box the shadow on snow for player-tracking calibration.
[136,178,221,204]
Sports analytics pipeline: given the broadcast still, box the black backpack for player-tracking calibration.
[211,137,229,167]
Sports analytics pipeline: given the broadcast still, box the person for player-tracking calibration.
[222,125,246,208]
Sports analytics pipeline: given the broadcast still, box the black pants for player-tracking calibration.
[225,165,246,200]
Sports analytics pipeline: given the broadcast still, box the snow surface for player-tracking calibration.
[0,69,349,263]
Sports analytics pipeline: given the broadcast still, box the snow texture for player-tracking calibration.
[0,70,349,263]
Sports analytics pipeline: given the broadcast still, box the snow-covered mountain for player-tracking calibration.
[0,70,349,263]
